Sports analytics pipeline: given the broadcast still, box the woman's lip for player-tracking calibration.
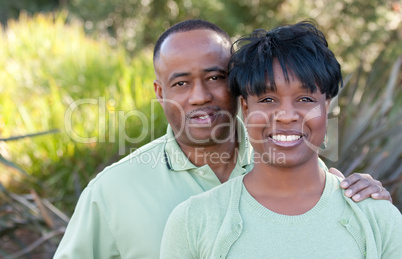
[269,135,304,148]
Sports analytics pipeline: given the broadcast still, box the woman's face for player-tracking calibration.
[241,60,330,168]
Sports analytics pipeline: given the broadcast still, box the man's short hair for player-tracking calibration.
[228,20,343,100]
[153,19,231,62]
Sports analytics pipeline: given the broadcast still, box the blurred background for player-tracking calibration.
[0,0,401,258]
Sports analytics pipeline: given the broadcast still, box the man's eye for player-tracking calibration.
[298,97,314,102]
[172,81,186,87]
[209,75,224,81]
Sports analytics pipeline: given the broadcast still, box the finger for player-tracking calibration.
[329,167,345,179]
[340,173,364,189]
[343,177,371,198]
[350,184,383,202]
[371,190,393,203]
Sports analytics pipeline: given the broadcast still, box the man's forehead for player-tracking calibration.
[160,29,230,55]
[154,29,231,78]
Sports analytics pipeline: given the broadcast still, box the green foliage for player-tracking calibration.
[3,0,400,72]
[0,12,167,212]
[62,0,401,73]
[0,13,167,257]
[321,45,402,209]
[0,0,60,25]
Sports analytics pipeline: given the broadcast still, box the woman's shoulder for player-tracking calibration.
[171,176,244,220]
[192,176,243,206]
[355,197,401,221]
[341,186,402,238]
[326,172,401,226]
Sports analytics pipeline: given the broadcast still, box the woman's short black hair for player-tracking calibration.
[228,20,342,100]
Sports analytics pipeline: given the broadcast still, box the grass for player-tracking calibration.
[0,11,167,212]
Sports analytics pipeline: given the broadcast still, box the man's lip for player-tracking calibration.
[186,108,221,125]
[187,108,220,119]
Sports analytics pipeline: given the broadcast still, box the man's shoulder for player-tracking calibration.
[88,134,168,188]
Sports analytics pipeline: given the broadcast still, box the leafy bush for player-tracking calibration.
[322,44,402,209]
[64,0,401,72]
[0,12,167,212]
[0,11,167,257]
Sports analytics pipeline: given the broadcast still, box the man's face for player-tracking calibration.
[154,29,238,147]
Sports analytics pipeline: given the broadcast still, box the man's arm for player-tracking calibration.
[329,168,392,202]
[54,187,121,259]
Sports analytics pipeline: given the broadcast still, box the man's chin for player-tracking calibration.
[176,134,229,147]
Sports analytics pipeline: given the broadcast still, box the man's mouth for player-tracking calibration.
[187,108,220,125]
[198,114,211,120]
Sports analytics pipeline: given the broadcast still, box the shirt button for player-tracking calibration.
[198,171,205,176]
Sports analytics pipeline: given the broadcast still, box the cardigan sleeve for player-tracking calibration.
[160,201,195,259]
[377,201,402,258]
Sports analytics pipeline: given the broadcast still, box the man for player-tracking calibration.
[54,20,390,259]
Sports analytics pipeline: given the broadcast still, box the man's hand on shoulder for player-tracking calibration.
[329,167,392,203]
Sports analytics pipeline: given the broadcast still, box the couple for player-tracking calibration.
[55,20,398,258]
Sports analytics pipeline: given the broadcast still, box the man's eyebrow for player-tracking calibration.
[169,72,190,82]
[204,66,226,73]
[168,67,226,82]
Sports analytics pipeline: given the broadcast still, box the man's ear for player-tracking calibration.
[154,79,163,105]
[240,96,248,121]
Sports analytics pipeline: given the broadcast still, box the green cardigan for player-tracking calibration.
[161,173,402,258]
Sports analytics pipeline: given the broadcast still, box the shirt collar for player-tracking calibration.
[164,116,252,171]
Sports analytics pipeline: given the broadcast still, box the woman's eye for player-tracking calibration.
[172,81,186,87]
[261,97,275,103]
[299,97,314,102]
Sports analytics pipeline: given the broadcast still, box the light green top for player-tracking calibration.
[54,120,253,259]
[161,172,402,259]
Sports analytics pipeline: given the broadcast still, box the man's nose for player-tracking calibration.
[188,80,213,105]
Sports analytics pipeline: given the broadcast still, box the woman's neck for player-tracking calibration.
[243,155,326,215]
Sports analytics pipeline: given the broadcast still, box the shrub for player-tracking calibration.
[0,11,167,212]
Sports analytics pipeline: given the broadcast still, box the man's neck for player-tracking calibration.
[178,137,239,183]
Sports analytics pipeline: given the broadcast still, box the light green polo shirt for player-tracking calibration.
[54,120,253,259]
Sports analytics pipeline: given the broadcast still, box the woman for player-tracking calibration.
[160,21,402,258]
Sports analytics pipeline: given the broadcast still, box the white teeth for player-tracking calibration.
[272,134,301,142]
[199,115,209,120]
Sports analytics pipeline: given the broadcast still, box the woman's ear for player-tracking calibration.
[240,96,248,120]
[325,99,331,115]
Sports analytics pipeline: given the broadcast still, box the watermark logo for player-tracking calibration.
[63,97,339,161]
